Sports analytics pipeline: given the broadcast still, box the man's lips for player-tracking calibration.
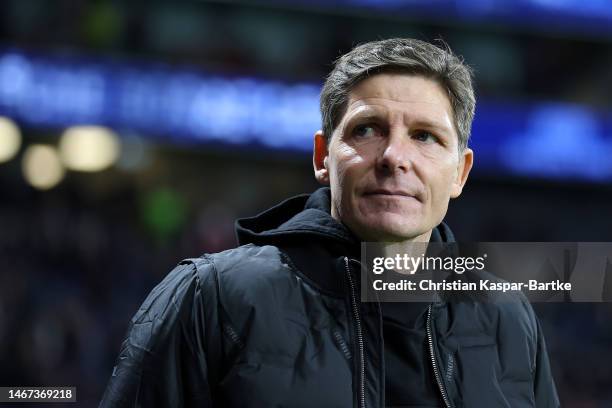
[363,189,421,201]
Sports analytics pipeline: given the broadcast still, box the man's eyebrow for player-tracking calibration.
[349,113,385,122]
[345,108,388,122]
[410,119,454,134]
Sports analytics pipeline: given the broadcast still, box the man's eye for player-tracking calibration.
[413,131,438,144]
[353,124,380,138]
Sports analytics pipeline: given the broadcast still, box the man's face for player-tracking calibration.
[313,73,473,242]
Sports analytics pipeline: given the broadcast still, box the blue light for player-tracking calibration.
[498,104,612,180]
[1,49,612,182]
[0,50,321,151]
[266,0,612,34]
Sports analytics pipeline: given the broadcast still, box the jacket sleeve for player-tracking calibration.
[533,317,561,408]
[100,258,220,407]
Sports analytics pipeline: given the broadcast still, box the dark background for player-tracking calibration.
[0,1,611,406]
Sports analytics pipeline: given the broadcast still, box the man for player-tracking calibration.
[101,38,560,407]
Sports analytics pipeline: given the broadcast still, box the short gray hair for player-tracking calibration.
[320,38,475,150]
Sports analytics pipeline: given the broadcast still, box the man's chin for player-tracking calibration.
[353,219,425,242]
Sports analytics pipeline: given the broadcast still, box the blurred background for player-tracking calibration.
[0,0,611,406]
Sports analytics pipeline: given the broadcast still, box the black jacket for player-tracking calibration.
[101,188,560,407]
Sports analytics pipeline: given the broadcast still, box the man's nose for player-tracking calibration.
[377,130,412,174]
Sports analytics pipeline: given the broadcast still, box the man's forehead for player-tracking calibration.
[345,73,452,111]
[340,75,455,130]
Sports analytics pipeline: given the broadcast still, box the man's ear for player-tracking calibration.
[450,147,473,198]
[313,130,330,185]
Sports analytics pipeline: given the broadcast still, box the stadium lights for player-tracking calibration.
[0,116,22,163]
[59,126,120,172]
[22,144,65,190]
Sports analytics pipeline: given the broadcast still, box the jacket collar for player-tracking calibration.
[236,187,358,247]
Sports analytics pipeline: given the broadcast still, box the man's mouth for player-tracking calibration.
[364,189,421,201]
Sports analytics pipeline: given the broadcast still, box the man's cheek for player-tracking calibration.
[333,164,351,191]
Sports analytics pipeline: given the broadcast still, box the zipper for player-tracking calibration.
[344,257,366,408]
[426,304,452,408]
